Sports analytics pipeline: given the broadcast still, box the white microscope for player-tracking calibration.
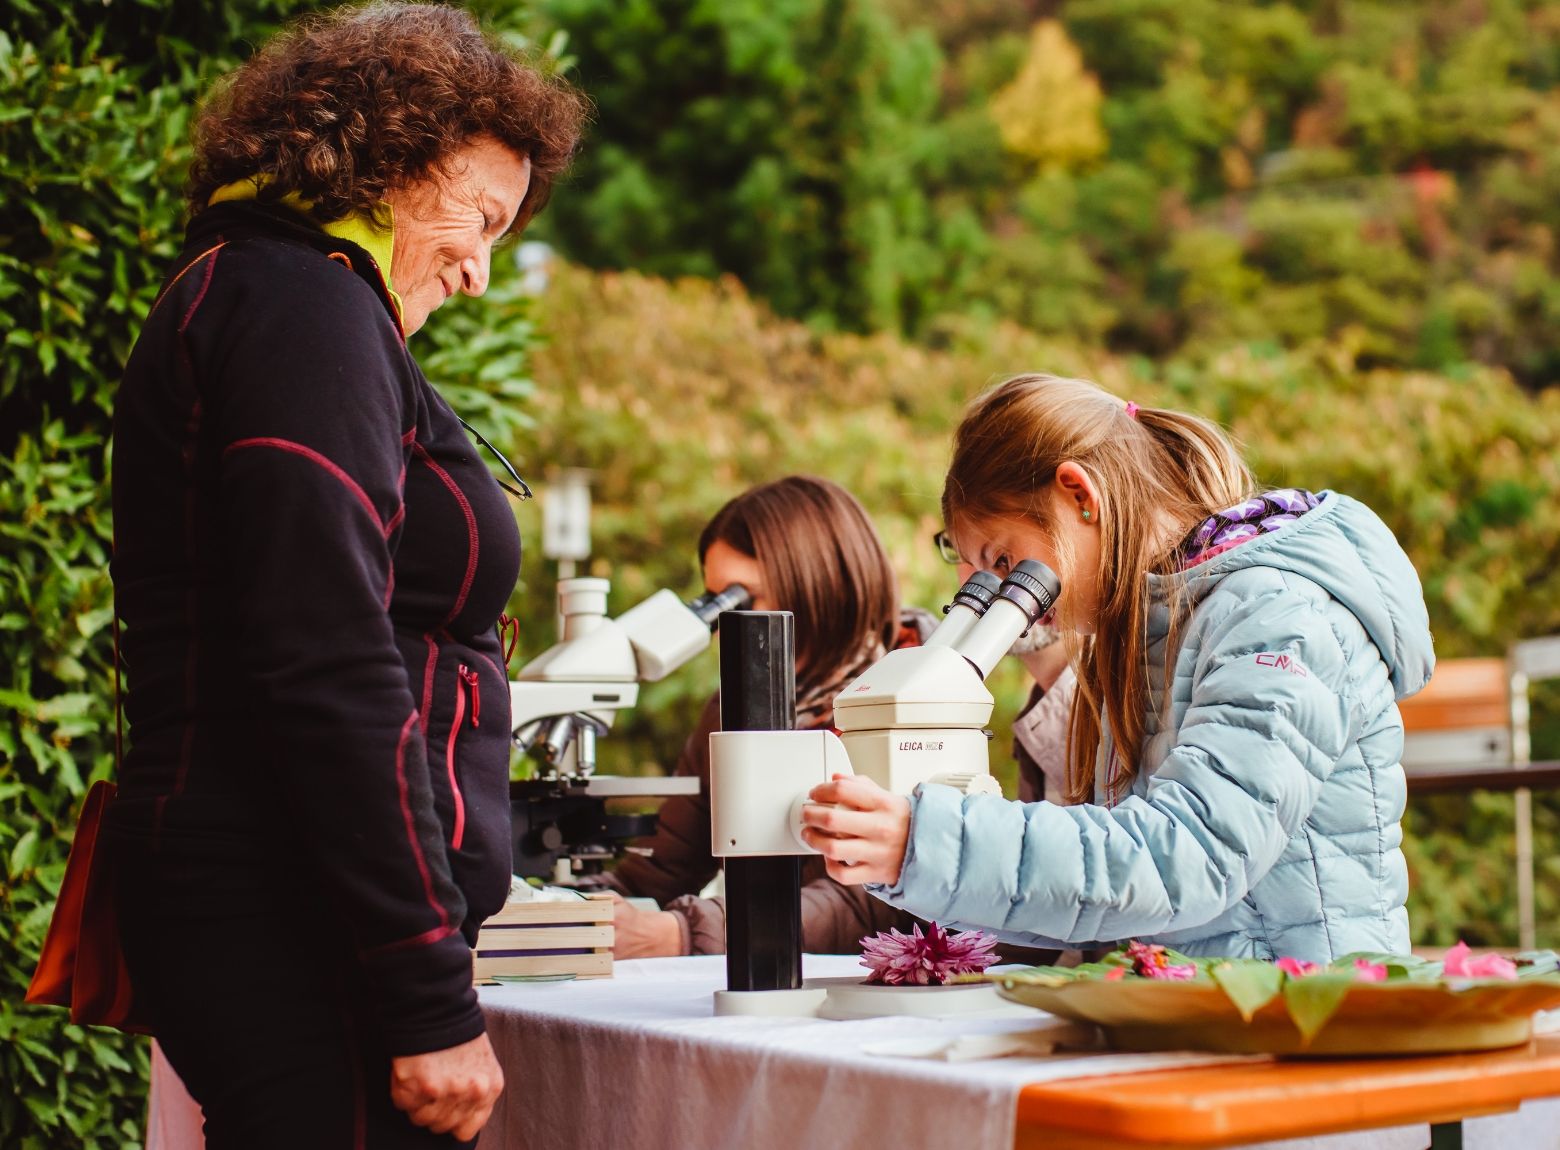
[709,561,1058,858]
[507,576,750,883]
[707,560,1059,1008]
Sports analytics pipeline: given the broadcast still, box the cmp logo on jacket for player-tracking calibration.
[1254,652,1309,677]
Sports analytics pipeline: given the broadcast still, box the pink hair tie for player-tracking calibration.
[1125,402,1140,419]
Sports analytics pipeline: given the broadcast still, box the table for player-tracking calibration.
[473,955,1560,1150]
[1405,760,1560,796]
[144,954,1560,1150]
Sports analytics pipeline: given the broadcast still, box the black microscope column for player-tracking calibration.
[720,611,804,992]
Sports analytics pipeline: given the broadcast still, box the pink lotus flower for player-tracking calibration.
[1275,956,1320,978]
[1442,941,1518,981]
[859,922,999,986]
[1353,960,1388,982]
[1124,940,1198,980]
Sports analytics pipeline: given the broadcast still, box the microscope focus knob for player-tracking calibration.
[925,771,1002,797]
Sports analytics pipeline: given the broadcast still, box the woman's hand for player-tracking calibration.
[606,891,684,958]
[389,1032,504,1142]
[798,774,911,887]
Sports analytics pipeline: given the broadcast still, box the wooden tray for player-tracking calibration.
[473,892,614,981]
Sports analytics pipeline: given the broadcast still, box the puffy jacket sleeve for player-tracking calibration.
[871,581,1357,946]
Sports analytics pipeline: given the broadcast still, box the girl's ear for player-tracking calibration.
[1054,461,1102,521]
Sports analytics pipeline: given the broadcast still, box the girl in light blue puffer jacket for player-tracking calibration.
[800,374,1435,963]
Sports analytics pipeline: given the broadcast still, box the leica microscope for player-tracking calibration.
[707,560,1060,1010]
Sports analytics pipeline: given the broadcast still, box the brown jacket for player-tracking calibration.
[605,694,918,953]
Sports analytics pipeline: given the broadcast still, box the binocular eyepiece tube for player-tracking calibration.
[941,560,1061,681]
[958,559,1060,680]
[924,570,1002,650]
[687,584,753,629]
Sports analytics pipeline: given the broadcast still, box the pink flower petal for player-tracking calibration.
[1276,956,1320,978]
[858,921,999,986]
[1441,941,1518,981]
[1441,941,1474,977]
[1353,960,1388,982]
[1464,954,1519,981]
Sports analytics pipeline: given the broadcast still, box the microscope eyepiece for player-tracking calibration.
[687,584,753,629]
[950,559,1063,680]
[997,559,1060,626]
[945,570,1002,616]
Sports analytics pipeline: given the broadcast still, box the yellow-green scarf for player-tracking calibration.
[209,177,403,323]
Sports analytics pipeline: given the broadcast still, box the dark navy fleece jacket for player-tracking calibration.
[110,201,520,1055]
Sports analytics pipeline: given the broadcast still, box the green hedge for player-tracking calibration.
[0,2,551,1143]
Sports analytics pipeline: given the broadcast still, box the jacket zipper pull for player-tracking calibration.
[459,665,480,727]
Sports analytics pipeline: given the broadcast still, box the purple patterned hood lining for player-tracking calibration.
[1181,488,1323,569]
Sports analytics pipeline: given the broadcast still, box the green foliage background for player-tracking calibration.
[542,0,1560,387]
[2,0,1558,1144]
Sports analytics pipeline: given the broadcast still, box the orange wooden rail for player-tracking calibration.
[1013,1034,1560,1149]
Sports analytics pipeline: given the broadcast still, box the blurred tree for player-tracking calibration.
[537,0,944,332]
[989,21,1106,170]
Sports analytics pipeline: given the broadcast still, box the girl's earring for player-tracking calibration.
[1081,509,1092,522]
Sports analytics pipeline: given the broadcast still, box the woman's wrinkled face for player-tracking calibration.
[701,540,776,612]
[384,135,531,336]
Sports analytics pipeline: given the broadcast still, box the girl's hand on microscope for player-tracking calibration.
[799,774,910,887]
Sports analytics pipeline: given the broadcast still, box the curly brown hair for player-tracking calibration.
[187,2,588,228]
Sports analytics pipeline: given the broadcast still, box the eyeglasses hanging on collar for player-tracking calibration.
[457,416,533,502]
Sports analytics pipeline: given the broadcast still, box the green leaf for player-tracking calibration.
[1211,960,1283,1021]
[74,605,114,638]
[9,828,41,876]
[1514,952,1560,978]
[1282,974,1356,1044]
[1329,951,1436,980]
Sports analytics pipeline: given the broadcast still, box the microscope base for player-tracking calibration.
[712,977,1028,1019]
[713,986,828,1017]
[813,976,1028,1020]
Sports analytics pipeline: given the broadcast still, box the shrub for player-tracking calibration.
[0,2,552,1142]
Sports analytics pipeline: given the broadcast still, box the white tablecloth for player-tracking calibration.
[145,955,1560,1150]
[472,955,1560,1150]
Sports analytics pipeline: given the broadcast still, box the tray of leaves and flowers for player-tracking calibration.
[982,941,1560,1055]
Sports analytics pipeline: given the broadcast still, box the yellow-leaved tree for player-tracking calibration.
[989,20,1107,170]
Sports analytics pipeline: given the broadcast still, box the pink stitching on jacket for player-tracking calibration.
[392,709,451,930]
[411,443,479,626]
[420,633,439,737]
[361,922,459,958]
[180,247,223,334]
[225,438,384,531]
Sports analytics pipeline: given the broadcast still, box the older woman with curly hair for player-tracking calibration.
[107,4,586,1146]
